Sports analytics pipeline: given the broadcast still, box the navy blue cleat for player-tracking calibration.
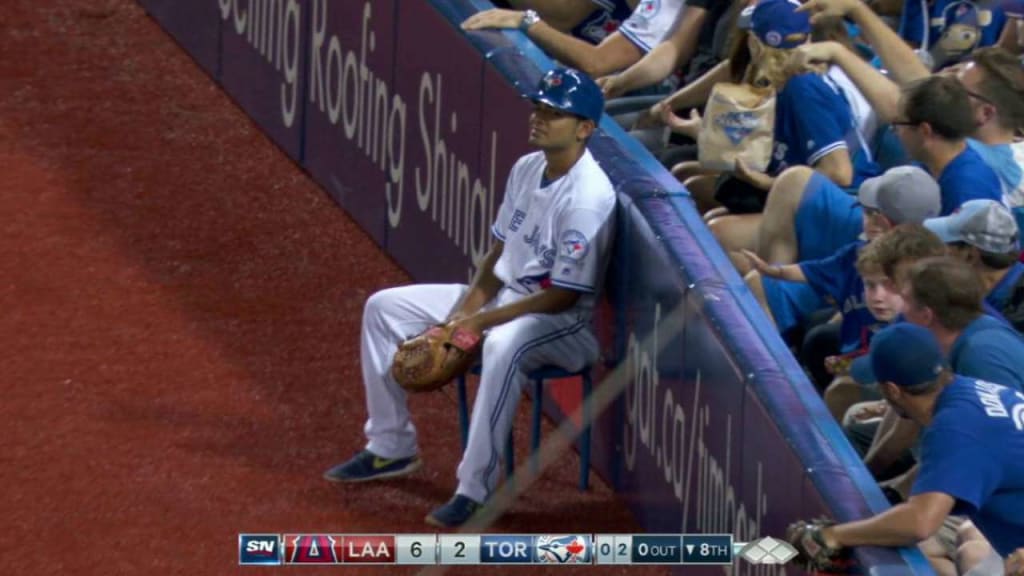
[425,494,482,528]
[323,450,422,483]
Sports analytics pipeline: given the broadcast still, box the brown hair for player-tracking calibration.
[901,76,977,140]
[855,247,885,277]
[906,256,984,331]
[868,224,947,280]
[971,47,1024,133]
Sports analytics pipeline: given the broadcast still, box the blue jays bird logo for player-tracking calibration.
[536,535,591,564]
[559,229,588,262]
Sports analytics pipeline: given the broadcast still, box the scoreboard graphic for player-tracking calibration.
[239,534,798,566]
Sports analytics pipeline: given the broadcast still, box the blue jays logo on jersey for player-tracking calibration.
[638,0,660,17]
[535,535,592,564]
[559,229,589,263]
[715,111,761,145]
[581,11,621,42]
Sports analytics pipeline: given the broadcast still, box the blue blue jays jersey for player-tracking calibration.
[770,72,878,186]
[912,376,1024,556]
[572,0,634,45]
[899,0,1007,66]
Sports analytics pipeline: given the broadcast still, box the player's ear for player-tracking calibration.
[576,118,596,142]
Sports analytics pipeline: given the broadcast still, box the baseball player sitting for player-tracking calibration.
[323,68,616,528]
[786,323,1024,575]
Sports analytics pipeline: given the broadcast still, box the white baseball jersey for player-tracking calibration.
[620,0,687,53]
[491,149,616,310]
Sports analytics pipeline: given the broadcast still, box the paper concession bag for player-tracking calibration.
[698,83,775,172]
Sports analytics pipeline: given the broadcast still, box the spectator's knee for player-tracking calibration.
[767,166,815,209]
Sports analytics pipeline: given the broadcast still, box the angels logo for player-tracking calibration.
[535,535,591,564]
[715,111,760,145]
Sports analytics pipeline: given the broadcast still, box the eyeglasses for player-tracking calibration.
[964,89,996,107]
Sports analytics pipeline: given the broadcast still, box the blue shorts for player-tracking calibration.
[795,173,863,262]
[762,277,825,334]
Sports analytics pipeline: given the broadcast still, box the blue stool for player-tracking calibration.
[456,365,593,490]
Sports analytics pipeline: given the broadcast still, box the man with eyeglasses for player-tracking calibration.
[798,0,1024,239]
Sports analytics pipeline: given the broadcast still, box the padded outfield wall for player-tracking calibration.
[136,1,934,574]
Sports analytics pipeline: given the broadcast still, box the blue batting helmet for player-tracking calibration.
[524,68,604,123]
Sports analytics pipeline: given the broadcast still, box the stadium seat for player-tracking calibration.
[456,365,593,491]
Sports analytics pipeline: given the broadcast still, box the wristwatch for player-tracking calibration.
[519,9,540,31]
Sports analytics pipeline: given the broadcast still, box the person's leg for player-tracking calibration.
[756,275,825,340]
[682,174,722,214]
[360,284,468,459]
[453,307,599,506]
[744,271,776,327]
[759,167,863,264]
[708,214,763,273]
[325,283,467,482]
[825,377,874,421]
[759,166,815,264]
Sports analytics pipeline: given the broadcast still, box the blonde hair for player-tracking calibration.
[746,41,818,91]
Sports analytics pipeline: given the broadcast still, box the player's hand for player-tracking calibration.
[796,0,865,23]
[734,158,775,191]
[461,9,525,31]
[449,315,486,338]
[740,249,776,276]
[1007,548,1024,576]
[662,107,701,139]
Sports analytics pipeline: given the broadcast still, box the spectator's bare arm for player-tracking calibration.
[795,41,902,123]
[599,4,709,98]
[502,0,601,32]
[799,0,930,84]
[864,406,921,476]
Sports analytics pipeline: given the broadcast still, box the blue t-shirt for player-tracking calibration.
[899,0,1006,66]
[799,241,884,353]
[950,314,1024,391]
[912,376,1024,556]
[770,73,877,186]
[934,145,1002,215]
[572,0,634,45]
[968,139,1024,234]
[988,262,1024,313]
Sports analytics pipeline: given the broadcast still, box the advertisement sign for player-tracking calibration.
[138,0,220,77]
[218,0,307,161]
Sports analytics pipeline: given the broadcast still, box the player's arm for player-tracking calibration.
[821,492,955,547]
[459,286,582,333]
[600,4,709,98]
[448,241,505,322]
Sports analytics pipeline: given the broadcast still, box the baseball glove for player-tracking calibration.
[391,323,482,393]
[785,518,852,573]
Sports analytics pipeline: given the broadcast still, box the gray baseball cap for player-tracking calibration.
[923,199,1021,254]
[858,166,941,225]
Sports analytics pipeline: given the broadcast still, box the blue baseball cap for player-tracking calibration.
[850,324,948,387]
[749,0,811,49]
[524,68,604,123]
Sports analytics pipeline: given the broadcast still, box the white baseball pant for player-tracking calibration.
[359,283,597,503]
